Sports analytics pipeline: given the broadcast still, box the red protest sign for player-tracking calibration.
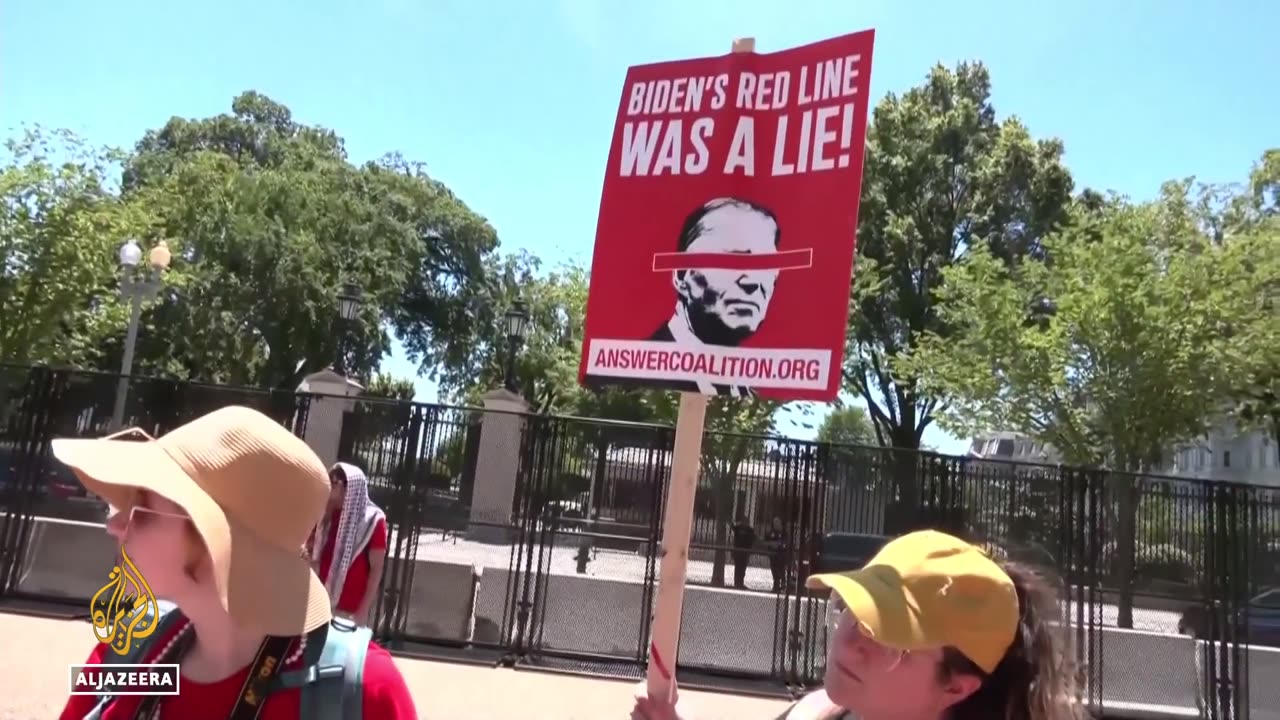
[578,30,876,403]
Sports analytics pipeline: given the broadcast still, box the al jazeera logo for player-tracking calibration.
[68,548,180,696]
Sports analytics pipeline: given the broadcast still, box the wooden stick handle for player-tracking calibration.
[643,36,756,706]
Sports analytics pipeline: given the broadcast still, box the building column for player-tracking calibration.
[295,368,363,468]
[466,388,529,543]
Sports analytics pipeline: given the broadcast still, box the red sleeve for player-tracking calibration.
[368,518,388,552]
[360,641,417,717]
[58,643,112,720]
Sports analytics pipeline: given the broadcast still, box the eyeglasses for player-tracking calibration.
[108,503,190,530]
[129,505,189,526]
[825,596,909,671]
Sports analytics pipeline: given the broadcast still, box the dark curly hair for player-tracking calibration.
[938,561,1088,720]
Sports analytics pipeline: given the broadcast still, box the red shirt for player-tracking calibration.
[317,510,388,614]
[59,619,416,719]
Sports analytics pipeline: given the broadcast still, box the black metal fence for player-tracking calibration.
[0,364,310,599]
[394,411,1269,716]
[336,396,481,532]
[2,365,1274,717]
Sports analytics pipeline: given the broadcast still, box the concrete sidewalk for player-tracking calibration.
[0,611,791,720]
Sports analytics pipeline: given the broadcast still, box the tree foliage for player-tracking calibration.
[816,404,877,447]
[364,372,417,401]
[449,256,668,423]
[0,127,151,366]
[844,62,1074,451]
[901,158,1279,626]
[3,92,502,390]
[1228,150,1280,458]
[904,161,1278,471]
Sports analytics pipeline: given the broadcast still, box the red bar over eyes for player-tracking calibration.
[651,249,814,272]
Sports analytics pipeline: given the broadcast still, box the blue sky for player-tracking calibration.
[3,0,1273,454]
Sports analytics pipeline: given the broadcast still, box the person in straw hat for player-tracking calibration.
[56,406,417,719]
[310,462,388,626]
[630,530,1087,720]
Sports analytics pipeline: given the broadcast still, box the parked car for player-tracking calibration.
[813,532,889,575]
[1177,587,1280,648]
[0,445,80,499]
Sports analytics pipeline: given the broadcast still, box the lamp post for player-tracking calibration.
[503,298,531,393]
[111,239,172,430]
[334,282,364,376]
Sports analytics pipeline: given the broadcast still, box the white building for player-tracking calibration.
[967,425,1280,489]
[967,431,1059,464]
[1158,421,1279,487]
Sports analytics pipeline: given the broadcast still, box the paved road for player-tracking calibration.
[0,612,790,720]
[412,533,1184,635]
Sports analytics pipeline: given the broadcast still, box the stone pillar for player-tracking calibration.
[296,369,364,468]
[467,388,529,544]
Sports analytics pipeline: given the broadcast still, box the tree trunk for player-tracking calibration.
[710,470,731,586]
[710,448,748,586]
[884,426,922,535]
[1114,469,1139,630]
[591,431,610,518]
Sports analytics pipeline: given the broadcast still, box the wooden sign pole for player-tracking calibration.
[644,36,757,705]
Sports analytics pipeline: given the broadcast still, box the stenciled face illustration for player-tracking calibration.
[673,204,780,345]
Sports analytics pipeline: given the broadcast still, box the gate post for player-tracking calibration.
[295,369,363,467]
[466,388,528,543]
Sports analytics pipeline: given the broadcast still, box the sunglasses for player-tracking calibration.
[826,595,909,671]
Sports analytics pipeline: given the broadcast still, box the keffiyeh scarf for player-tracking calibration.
[311,462,386,607]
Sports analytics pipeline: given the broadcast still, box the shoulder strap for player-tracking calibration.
[83,601,184,720]
[289,618,371,720]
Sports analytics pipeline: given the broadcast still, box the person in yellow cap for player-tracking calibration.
[630,530,1086,720]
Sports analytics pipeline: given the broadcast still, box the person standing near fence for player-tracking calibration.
[310,462,388,627]
[630,530,1086,720]
[731,515,757,589]
[764,516,788,592]
[54,406,417,719]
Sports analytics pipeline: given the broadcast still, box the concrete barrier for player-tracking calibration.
[1191,640,1280,720]
[463,564,822,675]
[1071,626,1279,720]
[14,517,117,601]
[16,517,481,648]
[1091,627,1201,711]
[392,558,481,643]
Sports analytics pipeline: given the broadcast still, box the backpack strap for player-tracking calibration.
[276,617,371,720]
[82,601,184,720]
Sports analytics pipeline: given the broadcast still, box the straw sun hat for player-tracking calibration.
[51,405,333,636]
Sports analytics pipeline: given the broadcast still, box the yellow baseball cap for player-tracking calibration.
[805,529,1018,674]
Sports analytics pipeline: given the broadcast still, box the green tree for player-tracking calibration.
[117,91,498,388]
[843,61,1073,532]
[1227,150,1280,459]
[816,404,877,447]
[447,257,669,520]
[450,257,664,421]
[902,187,1271,627]
[364,372,417,401]
[0,127,153,366]
[845,62,1074,454]
[451,256,590,411]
